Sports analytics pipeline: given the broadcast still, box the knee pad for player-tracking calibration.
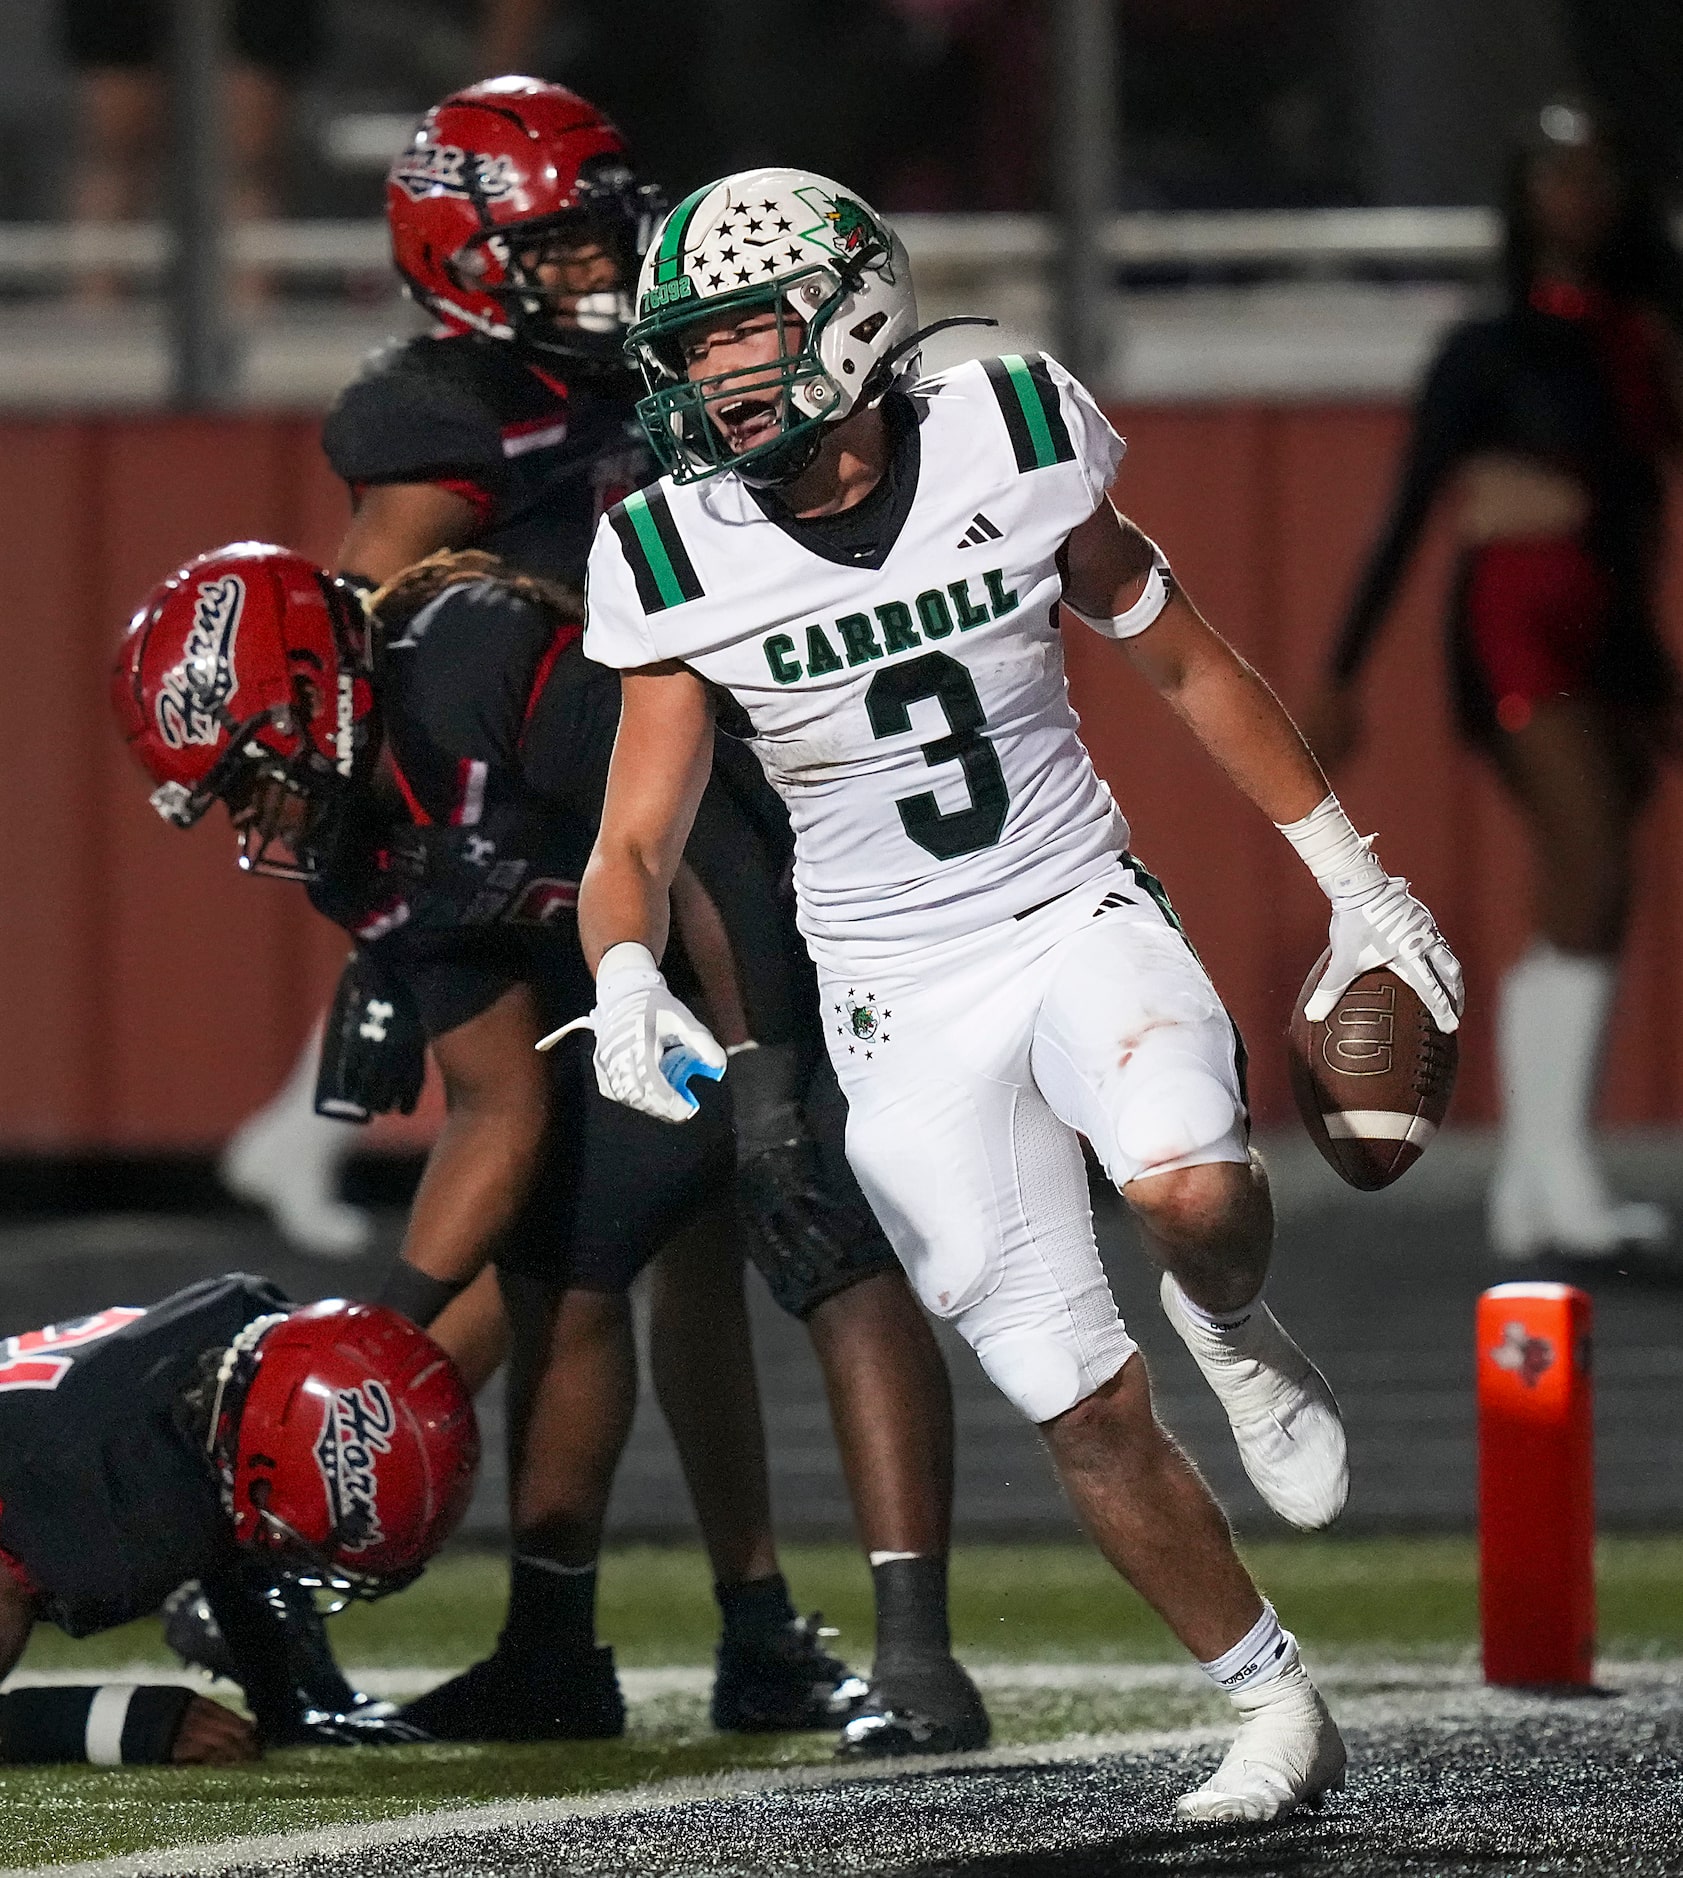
[966,1319,1137,1424]
[1109,1052,1242,1183]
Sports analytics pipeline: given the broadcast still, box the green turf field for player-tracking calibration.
[4,1535,1679,1872]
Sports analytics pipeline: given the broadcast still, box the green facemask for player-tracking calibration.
[627,271,848,487]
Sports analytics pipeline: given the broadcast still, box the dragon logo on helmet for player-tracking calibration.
[794,187,891,274]
[155,576,244,751]
[312,1379,397,1554]
[389,140,520,206]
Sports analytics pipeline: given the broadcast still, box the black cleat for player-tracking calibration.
[163,1584,239,1684]
[711,1613,868,1732]
[838,1652,991,1759]
[398,1645,625,1742]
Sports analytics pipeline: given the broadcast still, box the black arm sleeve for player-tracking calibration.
[323,367,509,498]
[1330,324,1491,683]
[0,1684,195,1764]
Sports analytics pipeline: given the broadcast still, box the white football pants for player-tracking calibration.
[820,859,1250,1424]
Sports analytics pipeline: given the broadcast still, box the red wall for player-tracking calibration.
[2,406,1679,1151]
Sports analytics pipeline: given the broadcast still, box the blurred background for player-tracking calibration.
[0,0,1679,1543]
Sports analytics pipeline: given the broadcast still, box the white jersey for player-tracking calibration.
[584,352,1132,970]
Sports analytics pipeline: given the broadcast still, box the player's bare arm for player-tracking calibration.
[337,481,483,585]
[1062,498,1460,1031]
[579,662,716,973]
[562,665,728,1123]
[1063,499,1328,828]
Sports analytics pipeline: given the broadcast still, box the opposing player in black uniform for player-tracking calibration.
[0,1278,476,1764]
[299,78,977,1753]
[115,526,986,1752]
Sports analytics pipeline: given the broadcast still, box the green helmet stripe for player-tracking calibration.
[653,184,713,287]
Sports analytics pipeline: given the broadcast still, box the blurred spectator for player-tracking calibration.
[1310,104,1683,1265]
[59,0,323,301]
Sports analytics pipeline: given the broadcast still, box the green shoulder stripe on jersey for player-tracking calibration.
[608,487,703,613]
[651,184,712,288]
[983,353,1076,473]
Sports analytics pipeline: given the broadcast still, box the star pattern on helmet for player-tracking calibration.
[690,198,817,283]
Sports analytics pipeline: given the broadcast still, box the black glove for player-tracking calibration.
[727,1044,881,1316]
[315,949,427,1123]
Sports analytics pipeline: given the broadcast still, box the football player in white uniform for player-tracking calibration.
[568,168,1463,1822]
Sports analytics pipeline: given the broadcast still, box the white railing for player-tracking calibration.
[0,208,1516,287]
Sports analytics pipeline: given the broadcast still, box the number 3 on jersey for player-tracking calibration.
[865,651,1009,861]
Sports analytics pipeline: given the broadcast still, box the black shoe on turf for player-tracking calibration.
[711,1613,869,1732]
[398,1646,625,1742]
[837,1653,991,1759]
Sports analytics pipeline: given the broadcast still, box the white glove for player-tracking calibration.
[536,942,726,1123]
[1279,796,1463,1035]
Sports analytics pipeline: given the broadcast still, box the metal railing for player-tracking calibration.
[0,208,1518,290]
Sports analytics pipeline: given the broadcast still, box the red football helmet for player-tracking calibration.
[386,76,663,367]
[111,542,376,879]
[208,1301,480,1601]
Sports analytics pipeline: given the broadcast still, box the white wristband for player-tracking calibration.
[595,940,662,991]
[1065,541,1174,640]
[1275,793,1387,908]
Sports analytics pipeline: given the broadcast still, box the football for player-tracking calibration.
[1286,949,1458,1191]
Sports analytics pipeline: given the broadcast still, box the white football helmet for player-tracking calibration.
[626,167,919,486]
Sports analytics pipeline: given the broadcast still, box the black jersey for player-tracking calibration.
[308,581,812,1050]
[319,329,812,1050]
[0,1276,289,1638]
[322,335,652,583]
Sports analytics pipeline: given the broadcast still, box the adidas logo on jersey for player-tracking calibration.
[956,512,1003,549]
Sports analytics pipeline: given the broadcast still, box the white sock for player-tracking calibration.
[232,1020,354,1176]
[1496,941,1615,1192]
[1200,1601,1294,1699]
[1167,1273,1261,1336]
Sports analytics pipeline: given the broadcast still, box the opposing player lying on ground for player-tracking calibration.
[0,1279,476,1764]
[113,539,986,1756]
[569,168,1464,1823]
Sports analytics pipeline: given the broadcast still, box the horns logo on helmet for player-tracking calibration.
[389,141,520,206]
[312,1379,397,1554]
[155,576,245,750]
